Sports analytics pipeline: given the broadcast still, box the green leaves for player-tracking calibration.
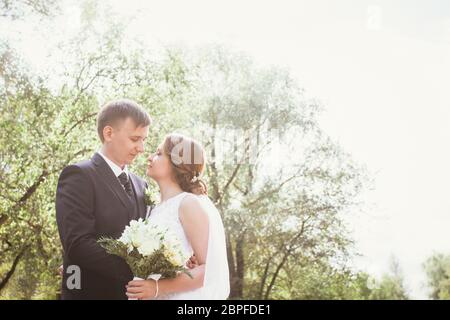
[423,253,450,300]
[1,3,373,300]
[144,187,157,207]
[98,237,191,280]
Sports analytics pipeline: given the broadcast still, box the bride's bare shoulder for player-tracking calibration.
[179,193,208,220]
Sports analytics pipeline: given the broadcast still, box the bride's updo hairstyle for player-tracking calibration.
[163,134,208,196]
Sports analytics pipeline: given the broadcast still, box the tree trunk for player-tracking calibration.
[229,234,245,298]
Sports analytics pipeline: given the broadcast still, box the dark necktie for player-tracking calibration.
[118,172,133,198]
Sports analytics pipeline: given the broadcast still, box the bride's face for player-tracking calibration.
[146,143,172,181]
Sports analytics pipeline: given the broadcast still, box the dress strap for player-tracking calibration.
[174,192,191,208]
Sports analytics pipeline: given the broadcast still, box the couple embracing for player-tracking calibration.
[55,99,229,300]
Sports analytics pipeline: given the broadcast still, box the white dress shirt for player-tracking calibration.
[97,150,129,178]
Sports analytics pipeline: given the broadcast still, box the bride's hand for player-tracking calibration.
[186,255,199,269]
[126,279,157,300]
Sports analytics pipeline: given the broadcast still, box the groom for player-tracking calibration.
[56,99,151,300]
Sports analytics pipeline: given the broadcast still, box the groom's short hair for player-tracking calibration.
[97,99,151,143]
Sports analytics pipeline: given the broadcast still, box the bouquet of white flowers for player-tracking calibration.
[98,218,192,282]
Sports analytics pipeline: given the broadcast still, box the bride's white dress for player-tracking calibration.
[146,192,230,300]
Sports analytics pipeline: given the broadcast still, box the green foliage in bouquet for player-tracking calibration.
[98,237,193,280]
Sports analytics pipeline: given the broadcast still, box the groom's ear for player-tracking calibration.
[102,125,114,142]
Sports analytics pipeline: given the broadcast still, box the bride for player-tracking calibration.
[125,134,230,300]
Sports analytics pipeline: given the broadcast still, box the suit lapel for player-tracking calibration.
[129,173,147,219]
[91,152,133,211]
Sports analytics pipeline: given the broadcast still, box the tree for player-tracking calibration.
[1,0,59,19]
[1,0,374,300]
[0,1,191,298]
[423,253,450,300]
[178,45,369,299]
[368,257,409,300]
[269,257,374,300]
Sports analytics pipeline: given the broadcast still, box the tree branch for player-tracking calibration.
[217,162,241,205]
[2,147,92,226]
[247,166,304,207]
[62,112,97,138]
[263,220,307,299]
[258,258,271,299]
[0,244,29,292]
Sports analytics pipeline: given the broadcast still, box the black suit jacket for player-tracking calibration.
[56,152,148,300]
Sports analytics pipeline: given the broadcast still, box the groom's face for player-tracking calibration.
[105,117,149,166]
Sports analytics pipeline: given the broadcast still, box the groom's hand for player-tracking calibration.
[186,255,199,269]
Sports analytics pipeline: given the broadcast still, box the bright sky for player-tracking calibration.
[2,0,450,299]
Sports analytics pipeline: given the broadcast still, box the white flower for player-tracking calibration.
[129,222,147,248]
[116,218,189,266]
[167,248,187,266]
[137,239,160,256]
[162,234,190,266]
[118,229,130,245]
[118,219,150,251]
